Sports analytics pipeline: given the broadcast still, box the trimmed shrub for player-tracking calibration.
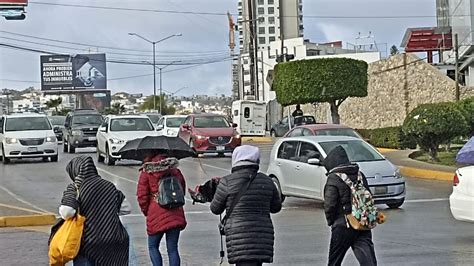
[458,97,474,137]
[402,102,468,161]
[357,127,417,149]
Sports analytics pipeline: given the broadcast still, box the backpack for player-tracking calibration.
[156,173,185,209]
[337,172,379,230]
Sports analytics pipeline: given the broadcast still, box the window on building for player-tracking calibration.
[259,37,266,44]
[258,0,264,5]
[268,0,274,4]
[268,7,274,14]
[258,7,264,15]
[269,36,276,42]
[269,26,275,34]
[268,17,275,24]
[243,59,249,64]
[259,27,265,34]
[258,17,265,23]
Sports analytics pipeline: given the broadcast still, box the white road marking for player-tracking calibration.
[404,198,449,203]
[0,185,52,213]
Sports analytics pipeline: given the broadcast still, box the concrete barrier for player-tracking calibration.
[399,166,454,181]
[0,214,56,227]
[242,137,274,143]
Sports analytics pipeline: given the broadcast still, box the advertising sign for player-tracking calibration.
[77,90,111,112]
[0,0,28,5]
[40,54,107,92]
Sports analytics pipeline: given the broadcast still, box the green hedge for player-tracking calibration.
[273,58,368,106]
[458,97,474,136]
[357,127,417,149]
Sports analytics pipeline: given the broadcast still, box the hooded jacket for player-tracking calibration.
[137,156,187,235]
[323,146,370,228]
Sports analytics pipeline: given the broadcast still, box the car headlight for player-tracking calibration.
[72,130,82,136]
[5,137,18,144]
[167,129,174,135]
[109,138,124,144]
[195,135,207,140]
[45,136,57,142]
[394,169,403,179]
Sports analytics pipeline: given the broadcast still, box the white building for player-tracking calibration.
[260,38,381,103]
[237,0,303,99]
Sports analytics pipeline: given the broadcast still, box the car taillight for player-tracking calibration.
[453,173,459,186]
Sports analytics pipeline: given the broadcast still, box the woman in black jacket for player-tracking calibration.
[210,145,282,266]
[323,146,377,266]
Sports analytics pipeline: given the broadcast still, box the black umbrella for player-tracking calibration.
[117,136,196,161]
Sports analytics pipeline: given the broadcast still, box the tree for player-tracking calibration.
[458,97,474,137]
[56,108,71,116]
[139,95,176,115]
[45,97,63,115]
[390,45,399,56]
[402,102,468,161]
[273,58,368,124]
[105,103,126,115]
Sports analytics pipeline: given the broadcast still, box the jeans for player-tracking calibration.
[73,255,95,266]
[148,228,181,266]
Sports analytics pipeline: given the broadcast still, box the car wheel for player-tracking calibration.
[1,146,10,164]
[270,130,277,137]
[387,199,404,209]
[97,149,104,163]
[68,142,75,154]
[51,155,58,162]
[271,177,286,204]
[104,145,116,166]
[42,157,49,162]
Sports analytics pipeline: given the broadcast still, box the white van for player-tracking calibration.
[232,100,266,136]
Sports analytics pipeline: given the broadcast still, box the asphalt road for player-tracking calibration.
[1,143,473,266]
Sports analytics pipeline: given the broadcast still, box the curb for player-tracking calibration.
[0,214,57,227]
[399,166,454,181]
[377,148,399,153]
[242,137,273,143]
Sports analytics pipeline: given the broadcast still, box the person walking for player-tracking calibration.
[292,104,303,117]
[59,156,130,266]
[322,146,377,266]
[137,154,187,266]
[210,145,282,266]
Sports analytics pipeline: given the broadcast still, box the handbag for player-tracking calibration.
[49,185,86,266]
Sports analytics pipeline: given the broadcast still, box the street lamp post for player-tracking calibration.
[158,60,180,114]
[128,33,182,113]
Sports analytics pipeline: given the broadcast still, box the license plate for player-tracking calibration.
[88,137,97,141]
[374,186,387,195]
[216,146,225,151]
[27,147,37,152]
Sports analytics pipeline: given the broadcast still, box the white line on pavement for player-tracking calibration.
[0,185,52,213]
[404,198,449,203]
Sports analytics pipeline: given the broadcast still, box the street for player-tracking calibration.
[1,142,473,266]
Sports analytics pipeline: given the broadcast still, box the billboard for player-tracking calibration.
[77,91,111,112]
[40,54,107,92]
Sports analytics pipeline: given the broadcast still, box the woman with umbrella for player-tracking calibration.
[119,136,194,266]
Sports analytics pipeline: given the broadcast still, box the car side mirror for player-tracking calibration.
[308,158,322,165]
[156,125,164,131]
[53,127,60,133]
[99,127,107,132]
[232,123,238,128]
[182,124,190,130]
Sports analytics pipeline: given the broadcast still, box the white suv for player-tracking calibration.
[96,115,157,165]
[156,115,186,137]
[0,113,58,164]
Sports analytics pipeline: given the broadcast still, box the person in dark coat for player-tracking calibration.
[292,104,303,117]
[210,145,282,266]
[59,156,130,266]
[137,154,187,266]
[323,146,377,266]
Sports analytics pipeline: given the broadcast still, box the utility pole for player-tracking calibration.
[247,0,256,98]
[454,33,460,101]
[279,0,285,63]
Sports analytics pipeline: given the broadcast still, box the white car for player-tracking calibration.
[0,113,58,164]
[450,166,474,222]
[156,115,186,137]
[267,136,406,208]
[96,115,157,165]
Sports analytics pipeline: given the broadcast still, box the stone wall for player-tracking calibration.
[285,53,474,129]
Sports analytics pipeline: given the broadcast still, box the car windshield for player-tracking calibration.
[146,114,161,124]
[194,116,230,128]
[48,116,66,126]
[72,115,102,126]
[316,128,362,138]
[319,140,384,162]
[110,118,154,132]
[166,117,186,128]
[5,117,52,131]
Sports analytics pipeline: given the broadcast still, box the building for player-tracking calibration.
[237,0,303,100]
[436,0,450,27]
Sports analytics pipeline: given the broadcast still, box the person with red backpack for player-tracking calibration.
[323,146,378,266]
[137,154,187,266]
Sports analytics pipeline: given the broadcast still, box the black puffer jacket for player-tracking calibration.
[323,146,370,228]
[210,165,282,264]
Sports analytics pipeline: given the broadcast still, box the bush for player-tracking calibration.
[402,102,468,161]
[458,97,474,137]
[357,127,417,149]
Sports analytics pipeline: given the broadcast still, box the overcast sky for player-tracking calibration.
[0,0,436,96]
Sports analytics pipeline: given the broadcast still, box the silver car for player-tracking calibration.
[267,136,405,208]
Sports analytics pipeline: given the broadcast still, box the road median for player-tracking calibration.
[242,136,273,143]
[0,213,56,227]
[399,166,454,181]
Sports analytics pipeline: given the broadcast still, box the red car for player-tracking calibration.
[178,114,241,156]
[283,124,363,138]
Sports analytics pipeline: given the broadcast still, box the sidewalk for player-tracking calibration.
[381,149,456,181]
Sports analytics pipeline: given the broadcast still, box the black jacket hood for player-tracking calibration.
[322,146,351,172]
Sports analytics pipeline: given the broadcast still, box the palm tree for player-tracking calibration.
[105,103,126,115]
[45,97,63,115]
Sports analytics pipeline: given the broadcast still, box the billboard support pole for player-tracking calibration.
[153,42,157,112]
